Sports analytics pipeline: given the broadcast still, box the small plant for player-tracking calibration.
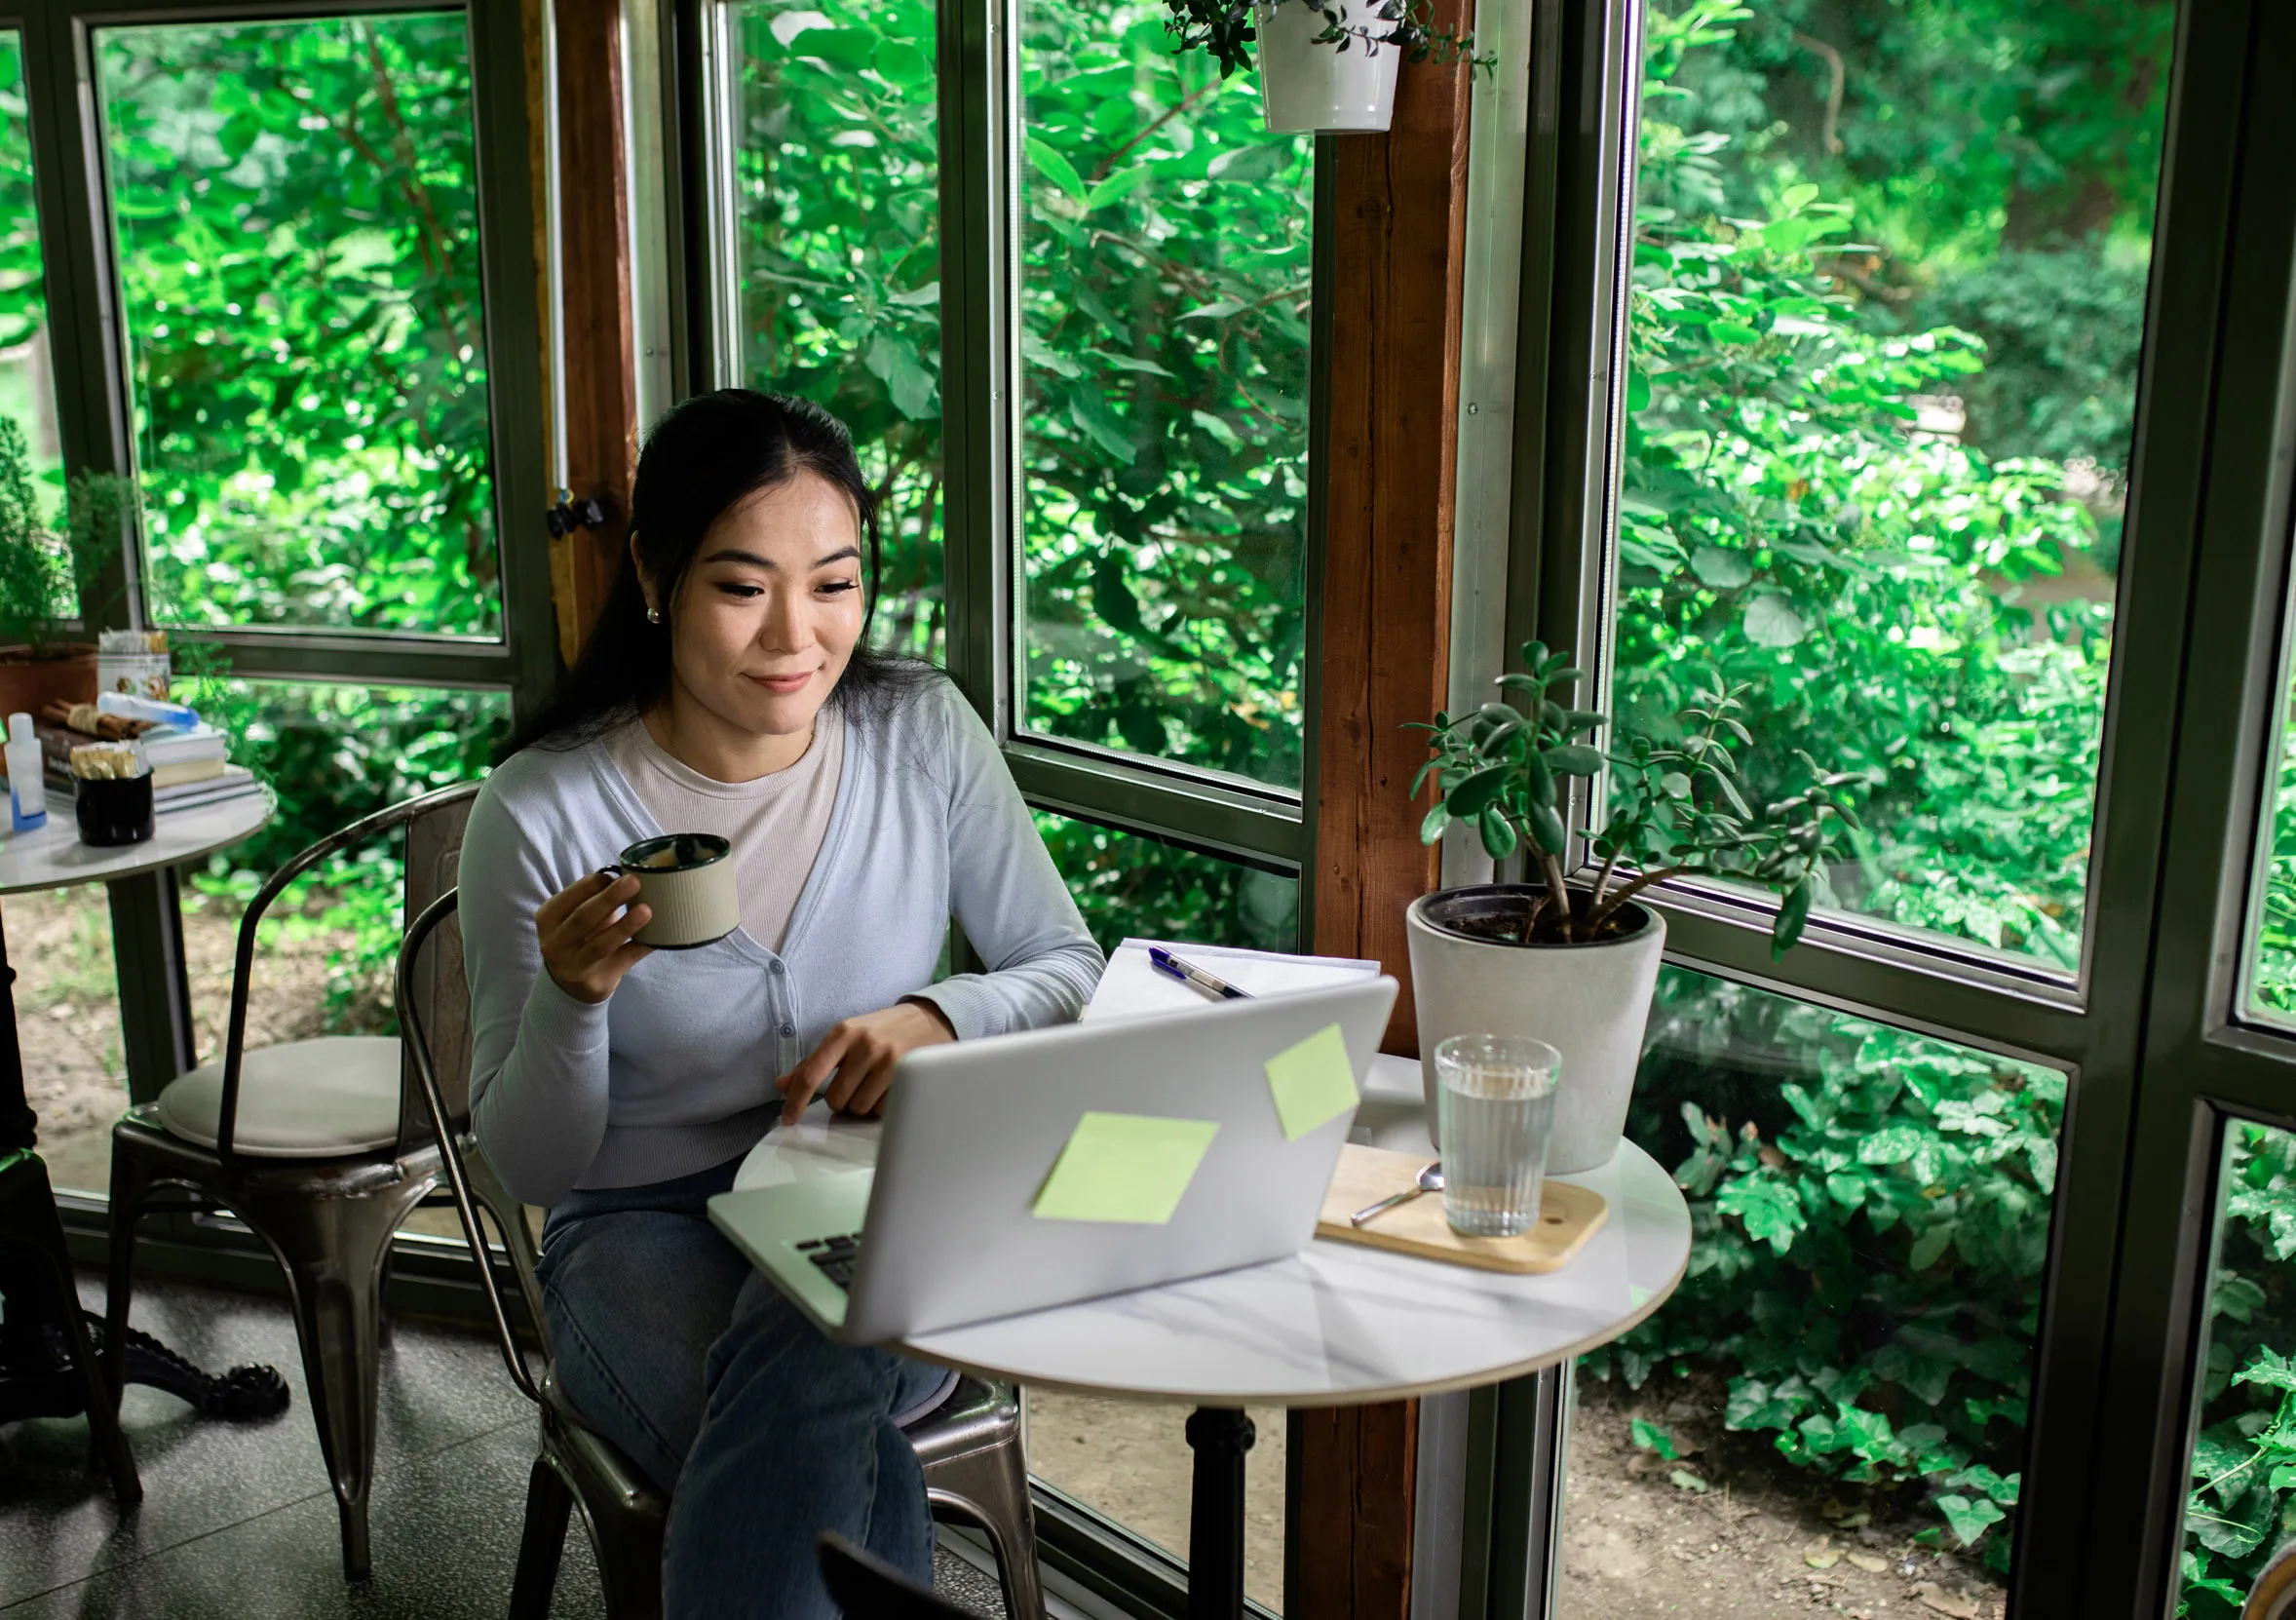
[1414,638,1865,954]
[1163,0,1486,80]
[0,418,134,657]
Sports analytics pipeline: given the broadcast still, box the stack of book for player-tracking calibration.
[35,713,261,815]
[139,726,260,814]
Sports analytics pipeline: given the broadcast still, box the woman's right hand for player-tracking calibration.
[536,872,655,1004]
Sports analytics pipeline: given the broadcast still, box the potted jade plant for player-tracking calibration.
[1406,640,1863,1172]
[0,419,132,721]
[1163,0,1484,134]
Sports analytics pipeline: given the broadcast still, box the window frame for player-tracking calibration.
[13,0,554,1111]
[677,0,1326,895]
[1496,0,2294,1615]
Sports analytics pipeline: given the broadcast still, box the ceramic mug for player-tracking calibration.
[602,832,740,949]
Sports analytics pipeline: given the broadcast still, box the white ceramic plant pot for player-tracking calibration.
[1405,885,1666,1174]
[1254,0,1399,134]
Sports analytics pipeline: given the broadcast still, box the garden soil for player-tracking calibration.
[1562,1383,2008,1620]
[17,883,2013,1618]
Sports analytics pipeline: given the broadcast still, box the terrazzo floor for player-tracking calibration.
[0,1271,1015,1618]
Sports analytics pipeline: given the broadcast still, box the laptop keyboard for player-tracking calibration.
[794,1230,863,1292]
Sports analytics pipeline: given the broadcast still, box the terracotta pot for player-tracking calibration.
[1405,884,1666,1174]
[0,646,98,722]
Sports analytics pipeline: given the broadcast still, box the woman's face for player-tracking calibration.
[652,470,866,742]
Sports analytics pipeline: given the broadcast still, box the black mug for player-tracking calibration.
[76,773,155,847]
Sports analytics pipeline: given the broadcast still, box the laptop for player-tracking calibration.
[707,976,1398,1343]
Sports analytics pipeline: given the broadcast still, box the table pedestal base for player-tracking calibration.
[1185,1406,1255,1619]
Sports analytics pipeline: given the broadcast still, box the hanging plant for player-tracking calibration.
[1161,0,1488,134]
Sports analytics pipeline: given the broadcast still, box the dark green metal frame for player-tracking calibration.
[664,0,1329,1609]
[7,0,555,1115]
[670,0,1322,909]
[1492,0,2296,1614]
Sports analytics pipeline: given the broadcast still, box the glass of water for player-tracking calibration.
[1434,1033,1562,1237]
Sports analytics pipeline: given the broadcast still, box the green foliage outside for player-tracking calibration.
[1589,968,2050,1569]
[1036,811,1297,955]
[96,14,500,637]
[1622,0,2121,971]
[1607,3,2287,1603]
[3,0,2286,1600]
[729,0,1313,790]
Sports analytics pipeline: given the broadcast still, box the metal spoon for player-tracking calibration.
[1350,1161,1443,1227]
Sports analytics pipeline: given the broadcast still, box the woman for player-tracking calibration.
[459,389,1104,1615]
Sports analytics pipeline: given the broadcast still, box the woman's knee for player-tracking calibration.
[539,1209,753,1485]
[701,1276,911,1421]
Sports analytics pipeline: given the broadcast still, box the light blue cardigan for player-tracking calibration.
[460,677,1106,1206]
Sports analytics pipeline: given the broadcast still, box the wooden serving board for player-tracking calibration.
[1316,1143,1608,1274]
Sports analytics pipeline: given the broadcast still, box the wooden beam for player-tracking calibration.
[551,0,640,664]
[1312,9,1475,1055]
[1290,1403,1422,1616]
[1302,3,1476,1611]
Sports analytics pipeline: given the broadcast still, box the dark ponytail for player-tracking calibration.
[503,389,938,758]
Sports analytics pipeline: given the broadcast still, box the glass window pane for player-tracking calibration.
[723,0,943,664]
[0,30,62,493]
[2176,1120,2296,1615]
[16,887,129,1199]
[96,15,503,637]
[1025,811,1292,1608]
[1611,0,2171,966]
[4,28,123,1198]
[1558,967,2063,1610]
[1035,809,1297,955]
[1014,6,1312,790]
[2245,598,2296,1022]
[183,679,507,1066]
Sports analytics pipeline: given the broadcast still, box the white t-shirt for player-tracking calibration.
[600,706,846,954]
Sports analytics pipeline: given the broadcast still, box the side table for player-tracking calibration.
[734,1054,1692,1617]
[0,791,278,1499]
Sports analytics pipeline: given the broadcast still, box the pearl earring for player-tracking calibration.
[645,605,662,625]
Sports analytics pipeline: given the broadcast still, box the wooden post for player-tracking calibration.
[1313,12,1476,1061]
[548,0,640,665]
[1300,1,1477,1610]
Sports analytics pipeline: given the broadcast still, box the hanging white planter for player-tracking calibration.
[1253,0,1399,135]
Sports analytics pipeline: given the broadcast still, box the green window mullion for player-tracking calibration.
[1007,745,1304,872]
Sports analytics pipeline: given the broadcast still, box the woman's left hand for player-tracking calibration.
[775,1001,956,1125]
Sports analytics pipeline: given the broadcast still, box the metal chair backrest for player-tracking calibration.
[400,885,546,1403]
[213,779,482,1169]
[395,794,475,1151]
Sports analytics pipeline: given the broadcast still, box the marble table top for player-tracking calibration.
[0,788,272,897]
[733,1053,1691,1408]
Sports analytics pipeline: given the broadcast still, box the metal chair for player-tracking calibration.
[398,887,1047,1620]
[818,1530,976,1618]
[103,781,481,1580]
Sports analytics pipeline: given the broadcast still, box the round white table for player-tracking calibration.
[0,788,275,1150]
[733,1052,1691,1617]
[0,789,275,1494]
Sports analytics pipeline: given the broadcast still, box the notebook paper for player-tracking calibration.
[1083,938,1382,1023]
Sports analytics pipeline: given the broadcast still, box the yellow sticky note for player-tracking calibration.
[1265,1022,1358,1140]
[1032,1111,1220,1224]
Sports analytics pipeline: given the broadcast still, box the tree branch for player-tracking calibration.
[1792,32,1847,156]
[1087,84,1219,186]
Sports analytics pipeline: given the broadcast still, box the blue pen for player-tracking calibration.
[1148,945,1253,1001]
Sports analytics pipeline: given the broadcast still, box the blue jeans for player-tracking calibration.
[536,1156,953,1618]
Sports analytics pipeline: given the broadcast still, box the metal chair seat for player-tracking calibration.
[152,1036,405,1157]
[397,888,1047,1620]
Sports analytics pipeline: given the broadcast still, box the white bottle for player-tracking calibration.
[7,712,46,833]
